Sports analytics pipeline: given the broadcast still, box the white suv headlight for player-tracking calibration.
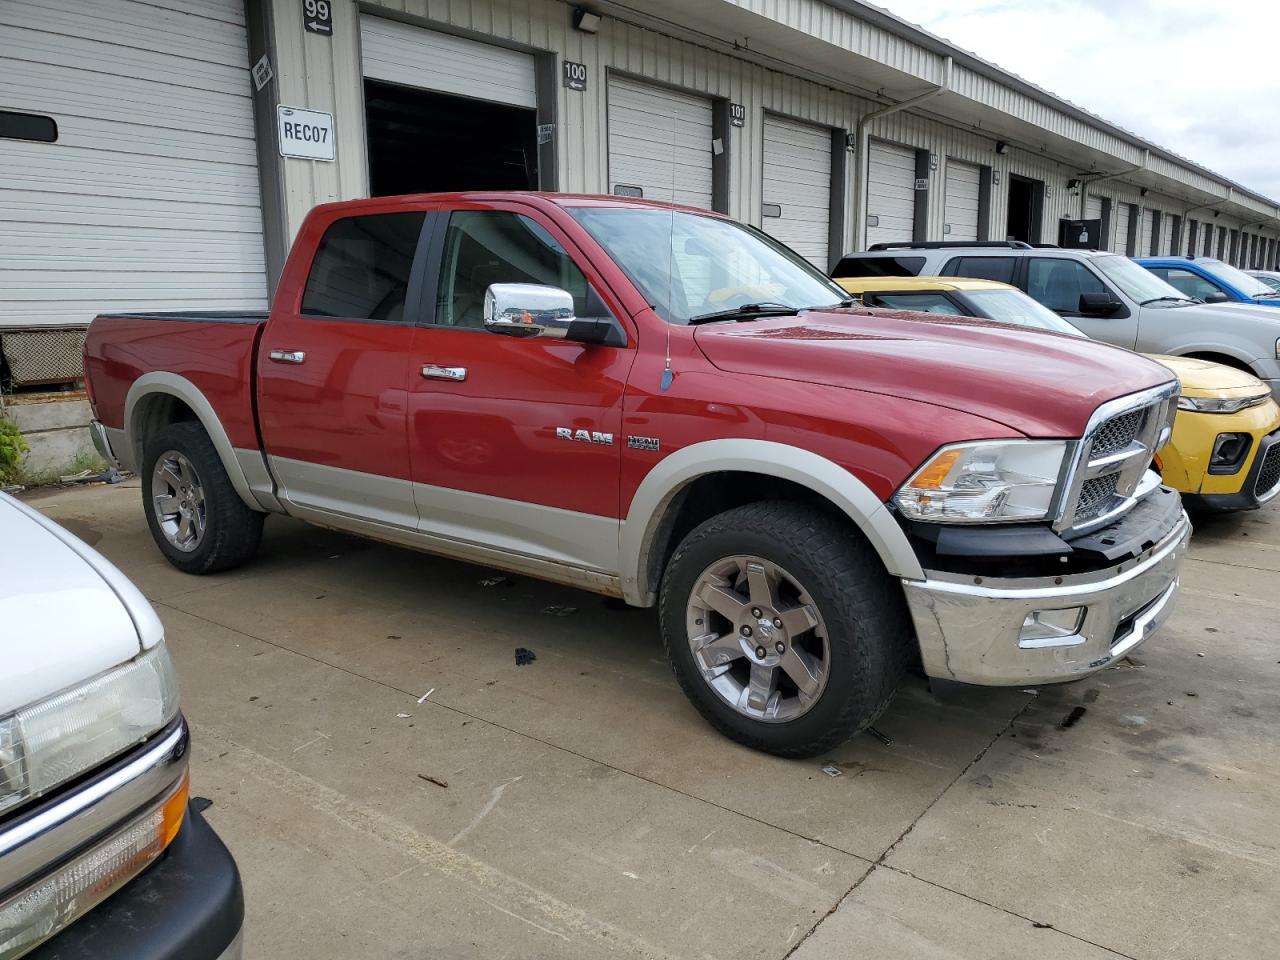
[894,440,1068,523]
[0,644,179,814]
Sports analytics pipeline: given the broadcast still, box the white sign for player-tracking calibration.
[277,105,334,161]
[251,55,273,92]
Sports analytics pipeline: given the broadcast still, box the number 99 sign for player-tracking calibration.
[303,0,333,35]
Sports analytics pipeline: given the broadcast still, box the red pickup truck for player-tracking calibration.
[85,192,1190,757]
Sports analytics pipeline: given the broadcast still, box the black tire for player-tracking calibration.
[659,500,911,758]
[142,422,264,574]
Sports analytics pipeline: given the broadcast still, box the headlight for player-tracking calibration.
[1176,393,1270,413]
[0,644,179,815]
[894,440,1068,523]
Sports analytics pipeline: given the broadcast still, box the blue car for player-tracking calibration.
[1137,256,1280,307]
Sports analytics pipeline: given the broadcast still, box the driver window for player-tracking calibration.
[435,212,594,328]
[1026,258,1108,313]
[1159,268,1223,300]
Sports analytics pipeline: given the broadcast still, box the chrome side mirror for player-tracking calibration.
[483,283,575,339]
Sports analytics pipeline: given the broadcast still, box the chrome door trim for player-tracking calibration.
[421,364,467,381]
[268,349,307,364]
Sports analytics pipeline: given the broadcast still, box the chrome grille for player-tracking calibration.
[1090,410,1143,458]
[1075,473,1120,521]
[1056,384,1179,535]
[1256,443,1280,499]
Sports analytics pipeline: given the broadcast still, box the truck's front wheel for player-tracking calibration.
[659,501,911,758]
[142,422,264,574]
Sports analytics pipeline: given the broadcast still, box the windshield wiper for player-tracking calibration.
[686,302,801,325]
[1139,296,1194,306]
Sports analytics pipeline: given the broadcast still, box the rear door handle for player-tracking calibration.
[269,349,306,364]
[421,364,467,382]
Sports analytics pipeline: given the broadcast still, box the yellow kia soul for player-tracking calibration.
[834,276,1280,512]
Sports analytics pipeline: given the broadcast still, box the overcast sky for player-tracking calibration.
[880,0,1280,201]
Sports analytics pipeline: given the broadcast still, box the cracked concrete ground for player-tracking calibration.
[21,480,1280,959]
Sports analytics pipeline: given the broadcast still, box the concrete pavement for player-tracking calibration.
[22,480,1280,959]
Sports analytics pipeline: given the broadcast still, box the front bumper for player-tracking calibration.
[26,807,244,960]
[904,509,1191,686]
[1182,424,1280,511]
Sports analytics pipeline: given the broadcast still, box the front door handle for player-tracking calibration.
[268,349,306,364]
[421,364,467,382]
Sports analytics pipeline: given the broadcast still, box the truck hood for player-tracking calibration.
[1149,354,1271,399]
[693,307,1175,437]
[0,494,162,715]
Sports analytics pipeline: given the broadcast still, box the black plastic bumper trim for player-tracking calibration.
[26,805,243,960]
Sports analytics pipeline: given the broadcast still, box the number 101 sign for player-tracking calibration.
[303,0,332,36]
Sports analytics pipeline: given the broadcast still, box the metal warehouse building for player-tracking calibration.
[3,0,1280,467]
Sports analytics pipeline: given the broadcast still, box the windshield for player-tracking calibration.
[1091,254,1190,304]
[1200,260,1278,298]
[962,289,1085,336]
[567,207,847,323]
[1256,274,1280,293]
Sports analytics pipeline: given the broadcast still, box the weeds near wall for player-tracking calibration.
[0,416,29,484]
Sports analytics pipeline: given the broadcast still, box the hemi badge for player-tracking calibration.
[627,436,660,451]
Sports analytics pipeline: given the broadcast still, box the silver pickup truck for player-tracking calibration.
[836,242,1280,397]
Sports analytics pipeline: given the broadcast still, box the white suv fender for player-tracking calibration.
[618,438,925,606]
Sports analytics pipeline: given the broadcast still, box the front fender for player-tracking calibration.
[619,438,924,606]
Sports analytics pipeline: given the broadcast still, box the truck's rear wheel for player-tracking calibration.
[659,500,910,758]
[142,422,264,574]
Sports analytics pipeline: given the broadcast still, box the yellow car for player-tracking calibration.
[834,275,1280,511]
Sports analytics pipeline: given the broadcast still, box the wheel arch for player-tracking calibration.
[1178,349,1259,375]
[124,373,261,511]
[620,439,924,606]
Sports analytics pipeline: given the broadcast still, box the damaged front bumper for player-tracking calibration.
[903,507,1191,686]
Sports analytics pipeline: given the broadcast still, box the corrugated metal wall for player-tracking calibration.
[265,0,1280,260]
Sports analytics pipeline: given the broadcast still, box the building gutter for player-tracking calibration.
[852,56,952,250]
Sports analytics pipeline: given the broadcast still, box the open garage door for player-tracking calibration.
[943,159,981,242]
[0,0,267,328]
[360,16,539,195]
[866,141,916,246]
[761,115,831,267]
[607,77,713,209]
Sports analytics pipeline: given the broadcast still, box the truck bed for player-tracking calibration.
[85,311,269,454]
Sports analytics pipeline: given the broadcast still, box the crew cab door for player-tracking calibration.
[257,205,431,527]
[405,201,636,573]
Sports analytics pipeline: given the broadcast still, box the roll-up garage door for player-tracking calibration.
[1111,204,1131,254]
[943,159,981,242]
[761,115,831,267]
[1084,195,1103,221]
[607,77,713,209]
[0,0,267,328]
[866,141,917,247]
[360,16,535,108]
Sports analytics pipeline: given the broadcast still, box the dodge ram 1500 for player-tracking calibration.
[85,193,1190,757]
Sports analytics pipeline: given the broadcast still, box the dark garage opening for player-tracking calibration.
[364,78,539,196]
[1005,174,1043,244]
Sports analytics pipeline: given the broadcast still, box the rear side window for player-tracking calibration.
[832,255,925,278]
[942,256,1016,283]
[1150,267,1223,300]
[302,212,426,320]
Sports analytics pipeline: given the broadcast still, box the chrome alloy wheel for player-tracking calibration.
[151,450,206,552]
[685,555,830,722]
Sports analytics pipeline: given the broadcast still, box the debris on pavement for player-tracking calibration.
[396,712,412,719]
[540,604,577,616]
[515,647,537,666]
[1059,706,1087,729]
[479,574,512,587]
[866,726,893,746]
[417,773,448,789]
[417,688,435,703]
[820,764,843,778]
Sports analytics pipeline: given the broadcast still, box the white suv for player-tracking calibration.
[835,242,1280,398]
